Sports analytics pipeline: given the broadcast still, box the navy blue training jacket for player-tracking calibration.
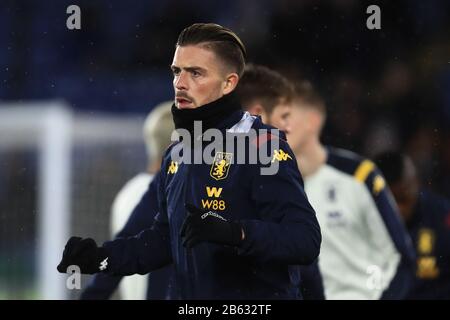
[406,189,450,299]
[102,104,321,299]
[80,173,173,300]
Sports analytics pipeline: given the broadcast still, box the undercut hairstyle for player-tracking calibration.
[236,63,294,115]
[292,80,326,116]
[176,23,246,76]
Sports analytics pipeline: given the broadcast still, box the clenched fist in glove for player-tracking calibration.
[180,203,244,248]
[57,237,109,274]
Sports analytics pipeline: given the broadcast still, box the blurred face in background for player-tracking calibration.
[171,45,238,109]
[245,99,291,133]
[268,102,291,134]
[286,99,324,153]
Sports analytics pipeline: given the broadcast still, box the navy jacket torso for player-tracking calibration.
[103,105,321,299]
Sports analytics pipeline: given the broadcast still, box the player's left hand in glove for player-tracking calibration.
[57,237,109,274]
[180,203,244,248]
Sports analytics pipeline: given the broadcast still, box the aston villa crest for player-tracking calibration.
[210,152,233,181]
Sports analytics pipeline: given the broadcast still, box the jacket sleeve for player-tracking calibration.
[299,259,326,300]
[80,176,160,299]
[101,171,173,276]
[237,138,321,265]
[358,163,415,299]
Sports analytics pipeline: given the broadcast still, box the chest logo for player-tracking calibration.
[167,161,178,174]
[206,186,223,198]
[271,149,292,163]
[328,187,336,202]
[210,152,232,181]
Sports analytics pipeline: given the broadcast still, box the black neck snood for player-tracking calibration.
[171,92,243,134]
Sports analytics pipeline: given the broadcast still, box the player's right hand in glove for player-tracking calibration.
[180,203,244,248]
[57,237,109,274]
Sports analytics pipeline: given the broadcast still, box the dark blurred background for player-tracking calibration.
[0,0,449,299]
[1,0,449,196]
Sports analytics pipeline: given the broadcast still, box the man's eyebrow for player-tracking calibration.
[170,65,206,73]
[184,66,206,73]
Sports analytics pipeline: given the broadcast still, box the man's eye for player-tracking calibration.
[192,71,201,77]
[172,69,180,76]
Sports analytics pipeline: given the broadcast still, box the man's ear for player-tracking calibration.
[246,103,269,123]
[309,110,324,133]
[223,73,239,95]
[246,103,263,117]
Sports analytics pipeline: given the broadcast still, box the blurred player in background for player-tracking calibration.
[286,80,416,299]
[374,151,450,299]
[236,63,292,134]
[81,101,175,299]
[236,63,325,300]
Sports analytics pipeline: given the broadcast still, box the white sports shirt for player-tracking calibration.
[111,173,154,300]
[303,147,413,299]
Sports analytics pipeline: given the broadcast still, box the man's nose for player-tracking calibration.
[174,71,188,90]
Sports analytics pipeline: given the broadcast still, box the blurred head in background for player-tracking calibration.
[236,63,293,132]
[286,81,327,155]
[143,100,175,173]
[171,23,246,109]
[374,151,420,223]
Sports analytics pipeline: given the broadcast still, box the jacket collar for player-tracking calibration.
[171,92,243,134]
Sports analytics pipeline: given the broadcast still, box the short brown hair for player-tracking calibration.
[176,23,246,76]
[292,80,326,116]
[236,63,293,115]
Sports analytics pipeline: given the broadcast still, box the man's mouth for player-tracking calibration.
[176,97,193,108]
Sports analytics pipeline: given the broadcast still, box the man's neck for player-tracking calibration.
[294,139,327,178]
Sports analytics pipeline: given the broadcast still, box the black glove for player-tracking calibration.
[180,203,243,248]
[57,237,109,274]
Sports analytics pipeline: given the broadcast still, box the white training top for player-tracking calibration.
[111,172,154,300]
[303,148,401,299]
